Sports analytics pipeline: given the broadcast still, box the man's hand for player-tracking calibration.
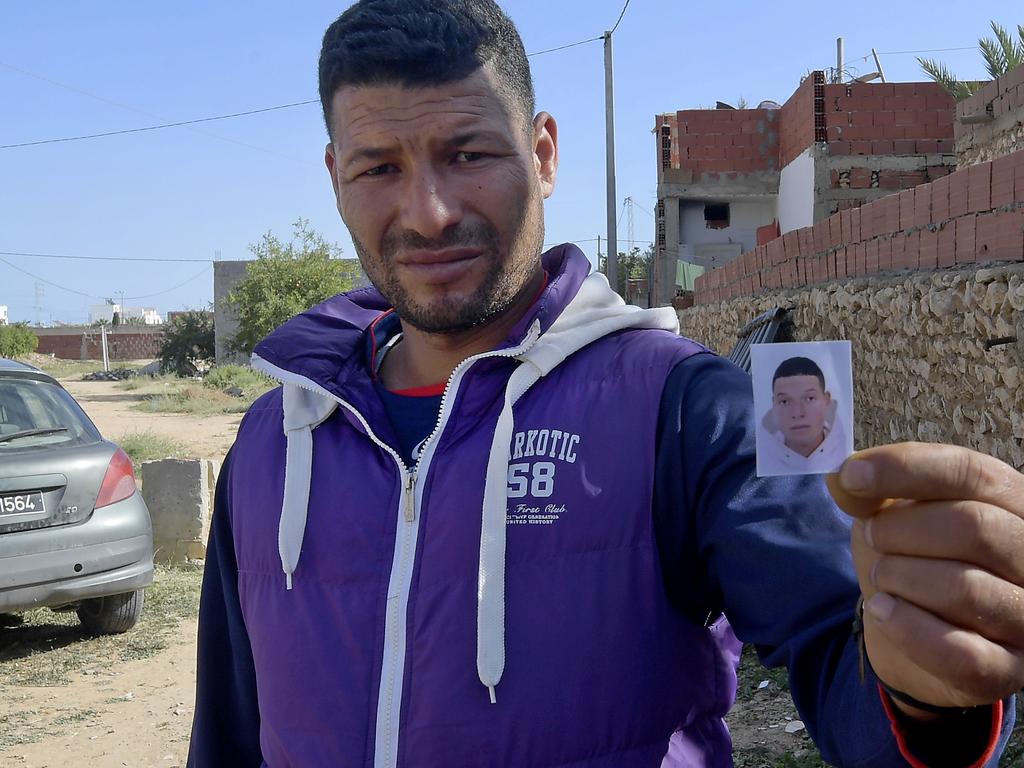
[826,443,1024,717]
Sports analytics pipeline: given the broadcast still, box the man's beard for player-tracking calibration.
[352,218,543,335]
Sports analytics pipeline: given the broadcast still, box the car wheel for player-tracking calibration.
[76,589,145,634]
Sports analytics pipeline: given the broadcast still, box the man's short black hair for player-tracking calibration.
[318,0,535,138]
[772,357,826,391]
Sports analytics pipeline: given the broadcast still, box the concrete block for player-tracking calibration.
[141,458,219,564]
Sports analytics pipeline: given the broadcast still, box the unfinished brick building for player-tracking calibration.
[653,71,956,305]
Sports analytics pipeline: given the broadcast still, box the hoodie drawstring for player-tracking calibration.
[278,383,337,589]
[477,360,544,703]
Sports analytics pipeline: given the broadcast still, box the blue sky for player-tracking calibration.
[1,1,1016,324]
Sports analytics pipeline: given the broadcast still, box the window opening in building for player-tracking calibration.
[704,203,730,230]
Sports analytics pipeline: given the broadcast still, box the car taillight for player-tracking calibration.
[95,448,138,508]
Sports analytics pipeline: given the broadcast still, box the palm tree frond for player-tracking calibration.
[918,57,976,100]
[979,36,1008,79]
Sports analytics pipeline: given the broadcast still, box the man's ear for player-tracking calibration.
[325,142,343,208]
[325,142,339,183]
[532,112,558,199]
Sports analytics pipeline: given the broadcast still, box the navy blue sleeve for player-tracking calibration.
[653,353,1013,767]
[186,450,264,767]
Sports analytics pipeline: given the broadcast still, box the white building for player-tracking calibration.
[88,303,163,325]
[0,305,7,325]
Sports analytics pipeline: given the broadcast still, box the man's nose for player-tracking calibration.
[400,168,463,240]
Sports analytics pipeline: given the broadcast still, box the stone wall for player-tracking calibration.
[956,63,1024,168]
[678,263,1024,470]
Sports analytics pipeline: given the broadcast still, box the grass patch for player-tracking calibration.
[0,709,46,748]
[203,364,275,398]
[19,356,106,380]
[19,355,155,381]
[0,564,202,689]
[130,366,275,416]
[116,429,190,468]
[137,386,251,415]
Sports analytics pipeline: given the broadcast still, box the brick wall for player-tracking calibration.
[957,63,1024,167]
[666,108,780,175]
[34,327,164,361]
[693,148,1024,304]
[778,75,816,168]
[824,81,955,155]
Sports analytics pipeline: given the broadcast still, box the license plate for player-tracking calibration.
[0,492,44,515]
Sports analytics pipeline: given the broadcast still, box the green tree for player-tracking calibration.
[157,310,215,376]
[226,219,364,356]
[0,323,39,358]
[919,21,1023,100]
[600,245,654,295]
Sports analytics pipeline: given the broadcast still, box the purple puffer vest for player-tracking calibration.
[231,246,742,767]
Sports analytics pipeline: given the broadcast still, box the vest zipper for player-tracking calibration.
[252,320,541,768]
[403,475,416,522]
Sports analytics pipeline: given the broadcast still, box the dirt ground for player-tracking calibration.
[2,619,199,768]
[61,380,242,461]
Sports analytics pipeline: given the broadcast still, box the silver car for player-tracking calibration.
[0,359,153,633]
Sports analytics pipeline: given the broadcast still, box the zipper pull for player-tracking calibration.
[404,474,416,522]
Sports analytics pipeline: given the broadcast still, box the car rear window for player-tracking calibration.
[0,378,101,449]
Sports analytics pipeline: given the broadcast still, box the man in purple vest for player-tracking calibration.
[187,1,1023,765]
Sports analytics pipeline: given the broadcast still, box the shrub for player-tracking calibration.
[226,220,363,355]
[157,311,214,377]
[0,323,39,358]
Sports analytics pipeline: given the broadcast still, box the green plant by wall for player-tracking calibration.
[157,310,214,376]
[0,323,39,358]
[226,219,364,356]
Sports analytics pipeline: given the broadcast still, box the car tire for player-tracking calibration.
[76,589,145,634]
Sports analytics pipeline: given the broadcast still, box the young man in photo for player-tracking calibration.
[760,356,848,475]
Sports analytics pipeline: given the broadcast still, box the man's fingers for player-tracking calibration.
[871,555,1024,648]
[864,595,1024,707]
[828,443,1024,520]
[865,500,1024,586]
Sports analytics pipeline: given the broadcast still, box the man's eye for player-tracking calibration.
[362,164,396,177]
[453,151,485,163]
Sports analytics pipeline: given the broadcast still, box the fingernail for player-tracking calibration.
[865,592,896,622]
[864,518,876,549]
[841,459,875,492]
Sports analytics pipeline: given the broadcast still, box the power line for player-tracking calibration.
[0,257,212,302]
[122,266,212,301]
[0,100,319,150]
[527,36,603,57]
[1,29,616,152]
[610,0,632,35]
[0,256,93,298]
[0,60,301,162]
[850,45,976,63]
[0,250,210,263]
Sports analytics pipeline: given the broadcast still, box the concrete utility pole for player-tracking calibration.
[836,37,845,83]
[603,30,618,293]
